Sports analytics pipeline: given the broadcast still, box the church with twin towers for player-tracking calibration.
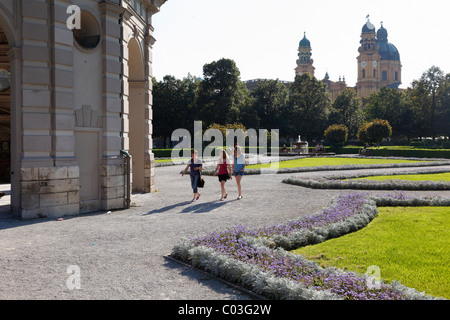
[294,16,402,100]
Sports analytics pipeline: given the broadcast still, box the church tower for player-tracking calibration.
[295,33,315,77]
[356,17,402,99]
[376,23,402,89]
[356,17,381,99]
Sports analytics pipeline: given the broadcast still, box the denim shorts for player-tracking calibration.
[190,174,200,193]
[233,171,244,177]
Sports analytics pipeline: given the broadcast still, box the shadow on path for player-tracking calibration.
[142,201,192,216]
[180,200,232,214]
[142,198,239,216]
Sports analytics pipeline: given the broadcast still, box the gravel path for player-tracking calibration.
[0,164,449,300]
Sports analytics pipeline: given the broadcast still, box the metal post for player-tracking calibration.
[121,150,131,209]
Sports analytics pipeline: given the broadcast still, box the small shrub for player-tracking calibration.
[324,124,348,146]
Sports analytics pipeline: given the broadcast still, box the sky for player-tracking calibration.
[152,0,450,89]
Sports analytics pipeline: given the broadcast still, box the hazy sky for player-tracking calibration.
[152,0,450,88]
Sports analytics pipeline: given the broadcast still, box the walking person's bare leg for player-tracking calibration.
[236,175,243,199]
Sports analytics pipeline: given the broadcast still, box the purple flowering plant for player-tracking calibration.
[173,192,447,300]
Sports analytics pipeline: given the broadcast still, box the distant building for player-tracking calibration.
[294,32,315,77]
[291,17,402,101]
[356,19,402,98]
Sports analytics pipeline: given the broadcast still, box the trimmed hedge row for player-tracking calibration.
[153,146,363,158]
[365,147,450,159]
[153,146,450,158]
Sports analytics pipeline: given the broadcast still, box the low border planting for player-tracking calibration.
[202,158,450,176]
[365,147,450,159]
[171,192,448,300]
[282,168,450,190]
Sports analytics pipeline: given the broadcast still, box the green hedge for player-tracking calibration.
[153,146,282,158]
[365,147,450,159]
[335,146,362,154]
[153,148,192,158]
[153,146,366,158]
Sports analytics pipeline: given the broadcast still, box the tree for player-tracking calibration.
[329,88,364,139]
[197,58,249,127]
[404,79,432,139]
[436,73,450,138]
[324,124,348,147]
[288,73,331,142]
[420,66,445,140]
[365,119,392,146]
[357,122,372,145]
[248,79,289,133]
[152,75,200,146]
[363,87,409,138]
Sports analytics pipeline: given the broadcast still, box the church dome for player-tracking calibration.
[299,33,311,48]
[377,25,388,42]
[377,42,400,61]
[376,24,400,61]
[362,19,376,34]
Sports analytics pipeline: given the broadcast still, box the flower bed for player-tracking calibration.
[282,168,450,190]
[171,192,448,300]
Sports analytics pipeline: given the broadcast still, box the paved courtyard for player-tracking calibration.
[0,163,449,300]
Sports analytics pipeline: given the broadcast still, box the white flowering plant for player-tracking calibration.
[171,192,448,300]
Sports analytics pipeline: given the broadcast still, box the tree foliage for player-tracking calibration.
[153,62,448,147]
[247,79,289,133]
[329,88,364,139]
[288,73,331,141]
[364,119,393,146]
[197,58,249,127]
[324,124,348,145]
[152,75,200,145]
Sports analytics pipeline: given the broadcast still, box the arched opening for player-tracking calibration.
[127,39,146,193]
[0,24,11,216]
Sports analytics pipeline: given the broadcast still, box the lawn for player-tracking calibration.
[354,172,450,182]
[155,158,189,163]
[247,157,422,170]
[292,207,450,299]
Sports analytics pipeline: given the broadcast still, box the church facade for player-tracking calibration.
[294,17,402,100]
[0,0,166,219]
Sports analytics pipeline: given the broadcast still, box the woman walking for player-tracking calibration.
[213,149,232,201]
[182,150,203,202]
[232,146,245,200]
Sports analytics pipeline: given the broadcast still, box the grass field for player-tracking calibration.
[292,207,450,299]
[354,172,450,182]
[155,158,189,163]
[247,157,422,170]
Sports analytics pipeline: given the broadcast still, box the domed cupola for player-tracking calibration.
[295,32,315,77]
[362,18,376,34]
[376,23,400,61]
[299,32,311,48]
[377,24,388,42]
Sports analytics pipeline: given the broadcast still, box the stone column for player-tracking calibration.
[99,1,126,211]
[19,0,79,219]
[7,47,22,217]
[144,32,156,192]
